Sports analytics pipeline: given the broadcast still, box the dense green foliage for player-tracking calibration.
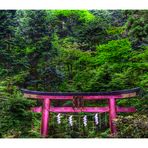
[126,10,148,48]
[0,10,147,138]
[115,114,148,138]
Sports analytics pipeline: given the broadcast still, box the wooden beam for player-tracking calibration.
[121,92,137,98]
[49,106,109,113]
[83,95,121,99]
[117,106,136,112]
[31,106,136,113]
[25,94,122,100]
[31,106,42,113]
[24,93,39,99]
[24,92,137,100]
[24,93,73,100]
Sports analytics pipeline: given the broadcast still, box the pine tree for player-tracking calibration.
[16,10,60,90]
[0,10,17,75]
[126,10,148,48]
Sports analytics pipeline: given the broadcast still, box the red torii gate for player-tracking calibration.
[22,87,140,137]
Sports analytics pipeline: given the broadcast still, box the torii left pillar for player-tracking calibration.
[41,98,50,137]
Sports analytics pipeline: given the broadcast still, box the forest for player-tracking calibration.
[0,10,148,138]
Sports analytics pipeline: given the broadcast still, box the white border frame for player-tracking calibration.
[0,0,148,9]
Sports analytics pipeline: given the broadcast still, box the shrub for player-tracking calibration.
[115,114,148,138]
[0,91,37,138]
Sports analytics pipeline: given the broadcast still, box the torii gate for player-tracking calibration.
[22,87,140,137]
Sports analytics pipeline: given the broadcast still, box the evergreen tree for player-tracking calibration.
[125,10,148,48]
[0,10,17,75]
[16,10,61,90]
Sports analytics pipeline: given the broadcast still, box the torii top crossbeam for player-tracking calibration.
[22,87,140,99]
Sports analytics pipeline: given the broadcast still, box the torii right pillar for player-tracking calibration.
[109,97,117,135]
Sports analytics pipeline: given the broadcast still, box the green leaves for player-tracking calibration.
[0,91,36,138]
[96,39,132,64]
[115,114,148,138]
[50,10,95,23]
[126,10,148,48]
[107,26,125,35]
